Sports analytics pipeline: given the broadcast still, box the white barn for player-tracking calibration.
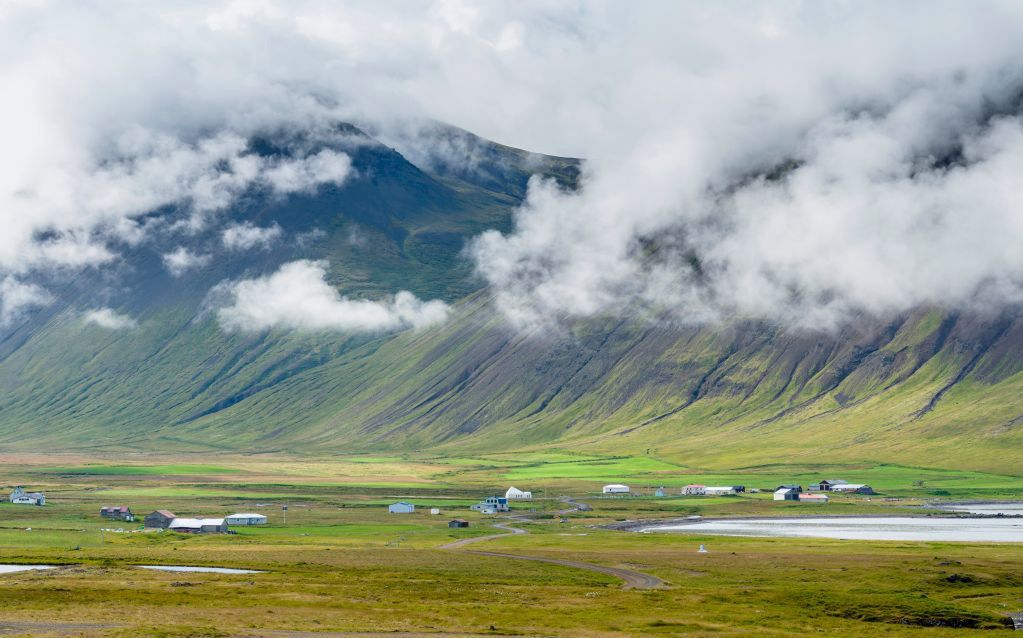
[602,484,630,494]
[225,513,268,525]
[774,487,800,501]
[505,486,533,500]
[704,486,737,496]
[388,502,415,514]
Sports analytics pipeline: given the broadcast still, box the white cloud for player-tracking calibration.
[0,277,52,326]
[4,3,1023,330]
[217,260,449,332]
[82,307,138,330]
[162,247,211,277]
[222,222,282,251]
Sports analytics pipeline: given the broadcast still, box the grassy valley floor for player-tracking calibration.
[0,452,1021,636]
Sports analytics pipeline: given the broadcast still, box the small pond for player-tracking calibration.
[139,565,265,574]
[640,516,1023,542]
[0,564,55,574]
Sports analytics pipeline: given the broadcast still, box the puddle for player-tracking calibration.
[138,565,265,574]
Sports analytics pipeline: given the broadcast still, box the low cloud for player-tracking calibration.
[162,247,211,277]
[83,307,138,330]
[222,222,282,251]
[216,260,449,333]
[0,277,52,326]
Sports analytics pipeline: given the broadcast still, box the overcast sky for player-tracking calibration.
[4,1,1023,331]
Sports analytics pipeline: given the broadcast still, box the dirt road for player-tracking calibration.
[439,516,666,590]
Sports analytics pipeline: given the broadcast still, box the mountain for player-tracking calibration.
[1,124,1022,474]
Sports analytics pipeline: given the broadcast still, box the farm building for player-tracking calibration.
[774,487,800,501]
[705,486,737,496]
[732,486,746,493]
[799,493,829,503]
[9,486,45,506]
[169,518,229,533]
[144,510,176,529]
[810,479,847,491]
[448,519,469,528]
[505,486,533,500]
[471,496,509,513]
[430,508,441,515]
[100,506,134,521]
[654,487,666,497]
[602,484,630,494]
[830,484,875,494]
[682,484,707,496]
[775,484,803,493]
[225,513,267,525]
[388,502,415,514]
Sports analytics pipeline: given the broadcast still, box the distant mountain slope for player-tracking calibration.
[1,124,1021,474]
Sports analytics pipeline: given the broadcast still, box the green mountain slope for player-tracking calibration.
[1,124,1021,474]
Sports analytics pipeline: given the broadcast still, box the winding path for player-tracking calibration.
[439,513,666,590]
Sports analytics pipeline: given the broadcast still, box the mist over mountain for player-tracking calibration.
[3,2,1023,472]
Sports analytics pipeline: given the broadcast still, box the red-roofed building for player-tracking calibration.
[100,506,135,521]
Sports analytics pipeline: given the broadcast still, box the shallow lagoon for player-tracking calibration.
[139,565,264,574]
[641,516,1023,542]
[939,503,1023,516]
[0,564,55,573]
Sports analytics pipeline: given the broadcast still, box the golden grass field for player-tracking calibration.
[0,452,1021,637]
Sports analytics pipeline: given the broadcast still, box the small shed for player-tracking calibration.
[448,519,469,528]
[602,484,630,495]
[100,506,134,521]
[144,510,176,529]
[774,488,800,501]
[225,513,267,525]
[430,508,441,515]
[388,502,415,514]
[654,487,666,497]
[682,484,707,496]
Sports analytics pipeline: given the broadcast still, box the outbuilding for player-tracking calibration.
[505,486,533,500]
[830,483,875,495]
[169,517,229,533]
[100,506,134,521]
[799,493,829,503]
[774,487,800,501]
[705,486,737,496]
[448,519,470,528]
[811,479,847,491]
[682,484,707,496]
[602,484,630,495]
[388,502,415,514]
[225,513,267,526]
[144,510,176,529]
[654,487,666,497]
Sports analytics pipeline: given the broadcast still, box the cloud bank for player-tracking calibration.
[0,277,52,327]
[217,260,449,333]
[6,2,1023,331]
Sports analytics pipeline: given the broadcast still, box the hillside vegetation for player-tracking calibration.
[1,124,1021,475]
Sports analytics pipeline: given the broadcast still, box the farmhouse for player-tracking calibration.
[388,502,415,514]
[682,484,707,496]
[169,518,229,533]
[830,483,875,495]
[100,506,134,521]
[602,484,630,494]
[448,519,469,528]
[705,486,737,496]
[471,496,509,513]
[144,510,177,529]
[505,486,533,500]
[774,487,800,501]
[8,487,45,506]
[799,493,829,503]
[225,513,267,525]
